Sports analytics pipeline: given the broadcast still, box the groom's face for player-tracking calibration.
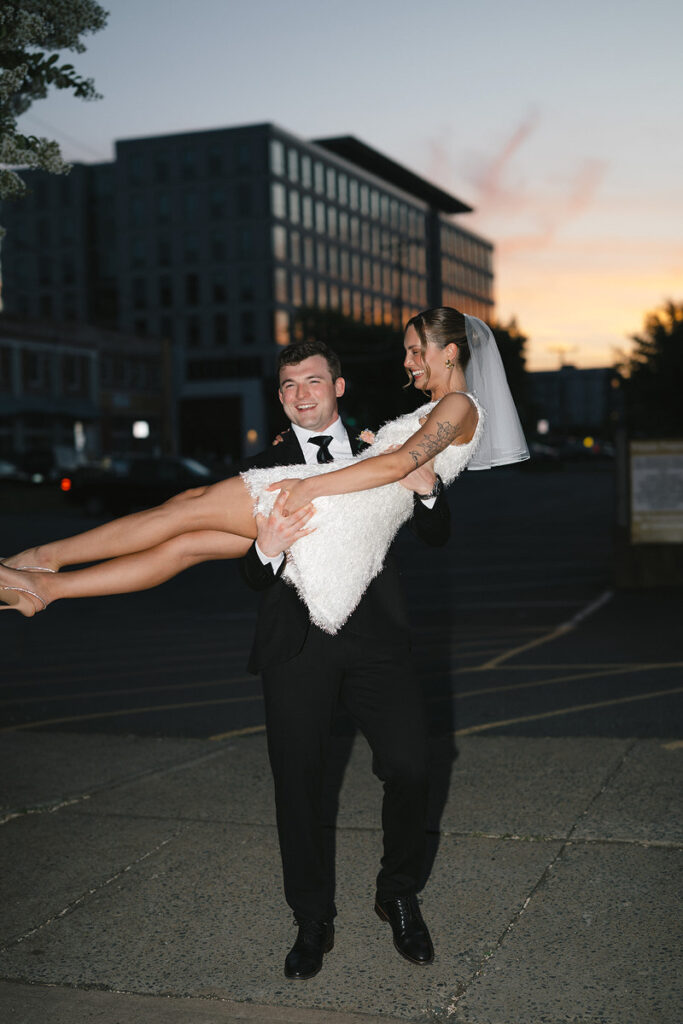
[278,355,346,433]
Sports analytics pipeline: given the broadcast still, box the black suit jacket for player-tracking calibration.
[240,425,450,673]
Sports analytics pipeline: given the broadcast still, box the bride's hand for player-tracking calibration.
[267,477,316,515]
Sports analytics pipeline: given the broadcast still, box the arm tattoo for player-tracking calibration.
[408,419,459,468]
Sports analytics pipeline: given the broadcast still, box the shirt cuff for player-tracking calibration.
[254,541,285,573]
[418,495,437,509]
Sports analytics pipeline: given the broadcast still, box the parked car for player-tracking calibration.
[0,458,29,483]
[59,454,219,515]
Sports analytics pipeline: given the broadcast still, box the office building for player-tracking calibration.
[1,123,494,459]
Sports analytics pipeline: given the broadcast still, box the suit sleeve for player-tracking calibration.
[240,541,287,592]
[409,480,451,547]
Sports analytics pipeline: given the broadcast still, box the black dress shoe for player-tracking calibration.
[284,918,334,980]
[375,894,434,965]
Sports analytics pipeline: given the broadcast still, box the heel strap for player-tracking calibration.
[0,585,47,611]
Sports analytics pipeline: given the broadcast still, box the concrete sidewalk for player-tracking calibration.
[0,729,681,1024]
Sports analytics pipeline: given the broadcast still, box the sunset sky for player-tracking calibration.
[17,0,683,370]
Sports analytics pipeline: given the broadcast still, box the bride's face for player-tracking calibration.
[403,327,444,392]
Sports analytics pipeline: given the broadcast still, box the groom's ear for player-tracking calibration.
[334,376,346,398]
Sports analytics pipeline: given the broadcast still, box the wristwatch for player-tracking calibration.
[416,474,443,501]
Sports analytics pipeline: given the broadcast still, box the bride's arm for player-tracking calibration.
[271,393,473,512]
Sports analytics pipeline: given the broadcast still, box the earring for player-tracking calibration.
[445,358,455,369]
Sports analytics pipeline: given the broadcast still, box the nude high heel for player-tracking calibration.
[0,559,56,573]
[0,584,46,616]
[0,566,48,616]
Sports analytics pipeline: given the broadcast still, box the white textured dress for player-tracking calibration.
[241,393,485,634]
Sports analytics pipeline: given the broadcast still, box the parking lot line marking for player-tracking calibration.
[475,589,614,670]
[0,675,257,706]
[454,685,683,737]
[209,724,266,741]
[0,692,264,732]
[429,663,683,703]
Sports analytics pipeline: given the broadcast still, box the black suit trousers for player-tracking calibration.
[262,625,428,923]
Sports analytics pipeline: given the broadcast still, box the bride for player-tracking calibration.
[0,309,528,630]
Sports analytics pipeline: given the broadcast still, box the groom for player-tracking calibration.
[240,340,449,979]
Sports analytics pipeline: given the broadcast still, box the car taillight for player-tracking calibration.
[60,477,72,492]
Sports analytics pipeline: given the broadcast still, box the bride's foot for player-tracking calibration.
[0,566,49,617]
[1,546,58,573]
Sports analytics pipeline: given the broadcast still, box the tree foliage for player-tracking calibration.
[621,301,683,437]
[0,1,108,201]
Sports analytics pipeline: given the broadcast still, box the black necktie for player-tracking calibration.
[308,435,334,463]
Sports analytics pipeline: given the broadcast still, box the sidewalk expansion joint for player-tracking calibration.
[439,834,571,1018]
[0,826,189,954]
[437,740,643,1017]
[565,737,638,844]
[0,739,239,826]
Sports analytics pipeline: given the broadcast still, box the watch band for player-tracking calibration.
[416,474,443,500]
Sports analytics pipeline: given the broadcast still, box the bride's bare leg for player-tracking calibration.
[5,476,257,572]
[0,530,252,616]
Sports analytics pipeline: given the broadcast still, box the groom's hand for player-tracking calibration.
[255,489,316,558]
[399,460,437,496]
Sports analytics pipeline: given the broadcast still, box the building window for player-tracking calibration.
[157,191,170,222]
[236,141,251,171]
[241,309,255,345]
[304,276,315,305]
[337,173,348,205]
[238,226,253,259]
[210,186,226,219]
[131,236,145,268]
[327,206,337,237]
[315,201,326,234]
[181,148,197,180]
[239,270,254,302]
[290,230,301,265]
[274,310,289,346]
[274,267,288,303]
[211,231,227,263]
[328,246,338,276]
[272,225,287,261]
[184,232,199,263]
[270,139,285,175]
[184,191,199,219]
[301,154,312,188]
[326,167,336,200]
[186,272,200,305]
[288,148,299,182]
[158,236,171,266]
[132,277,147,309]
[208,147,224,176]
[291,272,302,305]
[129,195,144,227]
[313,161,324,194]
[302,195,313,229]
[271,182,286,219]
[329,284,339,309]
[186,315,200,347]
[289,190,300,224]
[303,236,314,269]
[316,241,326,273]
[236,181,253,217]
[213,312,228,346]
[317,281,328,308]
[40,294,52,318]
[213,277,227,303]
[339,211,348,242]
